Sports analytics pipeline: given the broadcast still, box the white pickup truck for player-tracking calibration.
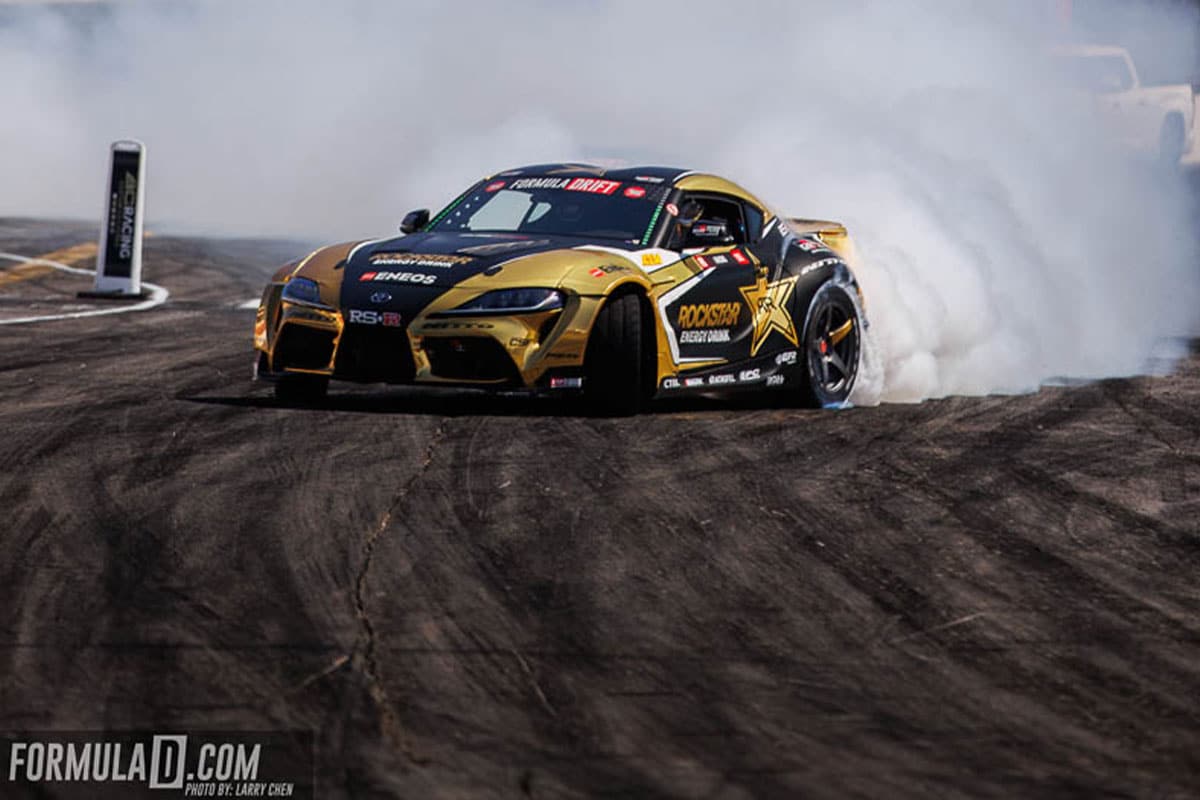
[1055,44,1195,165]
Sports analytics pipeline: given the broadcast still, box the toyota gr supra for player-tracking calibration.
[253,163,868,414]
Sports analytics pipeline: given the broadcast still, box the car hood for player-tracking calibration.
[339,231,646,316]
[346,232,638,287]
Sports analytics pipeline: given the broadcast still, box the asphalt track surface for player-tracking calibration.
[1,218,1199,799]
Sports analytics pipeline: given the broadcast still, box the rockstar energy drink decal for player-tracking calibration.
[677,302,742,329]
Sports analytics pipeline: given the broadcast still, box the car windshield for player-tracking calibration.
[429,176,670,243]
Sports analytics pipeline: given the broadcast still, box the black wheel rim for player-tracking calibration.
[806,294,858,397]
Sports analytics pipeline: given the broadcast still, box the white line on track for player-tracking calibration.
[236,299,259,310]
[0,251,169,325]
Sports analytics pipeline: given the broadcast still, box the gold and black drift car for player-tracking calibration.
[253,164,868,414]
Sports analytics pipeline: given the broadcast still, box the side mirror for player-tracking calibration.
[400,208,430,234]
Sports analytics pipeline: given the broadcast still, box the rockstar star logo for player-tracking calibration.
[739,275,799,356]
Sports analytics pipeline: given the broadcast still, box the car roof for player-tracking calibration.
[493,163,695,184]
[487,163,769,210]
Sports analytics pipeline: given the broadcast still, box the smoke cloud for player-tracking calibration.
[1,0,1198,402]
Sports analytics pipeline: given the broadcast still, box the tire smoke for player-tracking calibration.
[1,0,1197,401]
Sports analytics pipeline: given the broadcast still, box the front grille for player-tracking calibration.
[334,325,416,383]
[424,336,518,382]
[273,324,336,371]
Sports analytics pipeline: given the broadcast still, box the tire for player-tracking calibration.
[796,282,862,408]
[1158,114,1186,168]
[583,292,650,416]
[274,373,329,405]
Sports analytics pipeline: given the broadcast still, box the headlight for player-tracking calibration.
[281,277,329,309]
[450,288,565,314]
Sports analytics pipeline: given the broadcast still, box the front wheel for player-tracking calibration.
[796,282,862,408]
[582,292,650,416]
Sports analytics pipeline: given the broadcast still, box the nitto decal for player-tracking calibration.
[678,302,742,329]
[348,309,403,327]
[369,253,472,269]
[359,271,437,285]
[800,257,843,276]
[680,329,732,344]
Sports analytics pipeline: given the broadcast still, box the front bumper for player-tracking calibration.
[257,290,606,389]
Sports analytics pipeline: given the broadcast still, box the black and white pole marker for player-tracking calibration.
[84,139,147,299]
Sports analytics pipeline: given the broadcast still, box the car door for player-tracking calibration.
[656,194,775,377]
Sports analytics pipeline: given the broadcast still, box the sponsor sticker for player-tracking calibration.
[348,309,403,327]
[710,254,729,265]
[767,374,785,387]
[635,175,666,184]
[588,264,631,278]
[641,252,663,267]
[680,329,732,344]
[684,377,705,388]
[662,377,682,390]
[510,177,570,190]
[730,249,750,265]
[738,369,761,382]
[359,271,437,285]
[678,302,742,329]
[369,253,471,269]
[485,180,506,193]
[565,177,621,195]
[417,321,495,331]
[624,186,647,199]
[508,177,621,194]
[796,238,829,253]
[458,239,548,256]
[549,376,583,389]
[665,203,679,217]
[776,350,798,366]
[694,255,711,270]
[707,374,736,386]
